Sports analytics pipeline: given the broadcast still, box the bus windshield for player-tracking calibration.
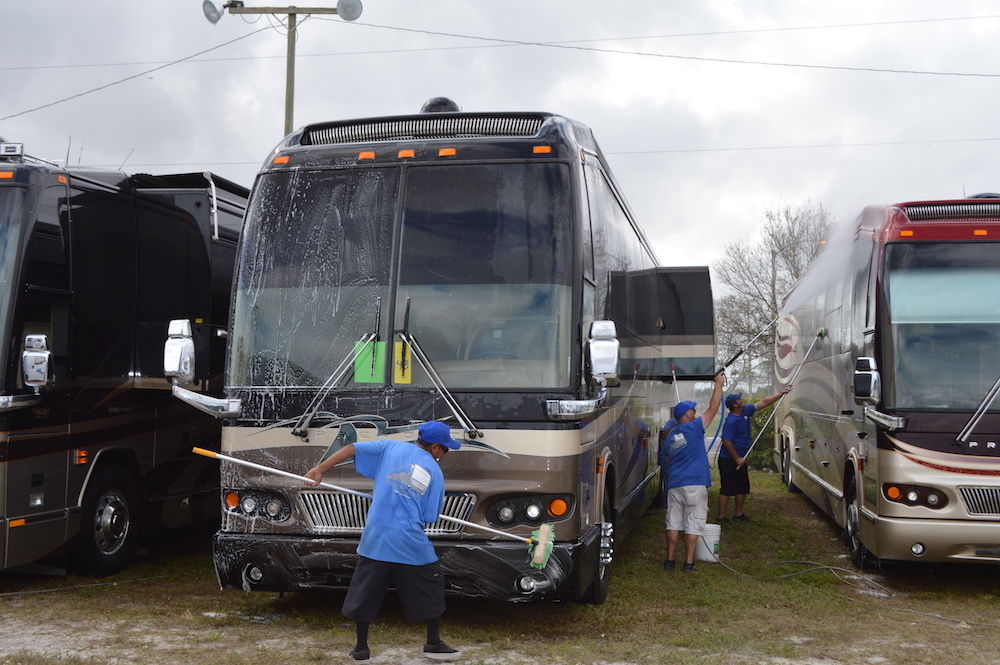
[228,162,573,390]
[884,242,1000,410]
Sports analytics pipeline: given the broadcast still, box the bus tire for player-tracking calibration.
[782,441,800,494]
[844,475,874,570]
[583,485,615,604]
[77,465,142,576]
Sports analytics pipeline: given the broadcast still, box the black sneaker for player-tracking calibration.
[733,514,750,523]
[423,641,461,661]
[717,517,731,525]
[683,562,696,573]
[663,559,676,572]
[349,647,370,661]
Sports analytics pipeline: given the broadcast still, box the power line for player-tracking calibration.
[0,28,271,122]
[4,14,1000,75]
[606,136,1000,156]
[347,19,1000,79]
[79,135,1000,172]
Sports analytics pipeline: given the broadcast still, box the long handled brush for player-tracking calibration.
[192,447,556,569]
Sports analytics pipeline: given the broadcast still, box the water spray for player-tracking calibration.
[737,327,826,468]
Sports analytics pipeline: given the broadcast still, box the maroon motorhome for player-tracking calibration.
[775,197,1000,567]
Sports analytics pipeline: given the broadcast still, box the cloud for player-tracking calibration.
[4,0,1000,268]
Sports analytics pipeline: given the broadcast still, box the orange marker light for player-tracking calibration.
[398,149,415,158]
[75,449,89,465]
[359,151,376,160]
[0,172,13,179]
[58,175,68,184]
[273,156,290,164]
[438,148,456,157]
[886,486,902,500]
[9,519,25,528]
[225,492,240,509]
[974,229,988,236]
[899,230,914,237]
[533,146,552,154]
[548,498,569,517]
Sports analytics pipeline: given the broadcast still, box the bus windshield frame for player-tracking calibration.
[0,186,27,385]
[882,240,1000,411]
[228,161,574,391]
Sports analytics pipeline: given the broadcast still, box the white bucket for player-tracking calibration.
[694,523,721,562]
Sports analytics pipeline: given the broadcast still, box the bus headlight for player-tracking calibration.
[883,484,948,509]
[225,490,290,521]
[240,496,258,514]
[497,505,516,523]
[487,494,575,527]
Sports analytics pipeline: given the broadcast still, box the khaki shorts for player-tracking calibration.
[665,485,708,535]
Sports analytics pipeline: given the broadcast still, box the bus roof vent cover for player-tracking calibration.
[903,202,1000,221]
[304,114,545,146]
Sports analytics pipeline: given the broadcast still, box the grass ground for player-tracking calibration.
[1,470,999,664]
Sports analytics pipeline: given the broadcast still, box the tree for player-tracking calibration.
[712,200,834,392]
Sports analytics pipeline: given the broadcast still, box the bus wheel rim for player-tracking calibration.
[93,490,130,555]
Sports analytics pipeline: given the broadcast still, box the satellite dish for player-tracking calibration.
[203,1,225,24]
[337,0,363,21]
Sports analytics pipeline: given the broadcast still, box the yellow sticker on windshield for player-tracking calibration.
[394,341,411,384]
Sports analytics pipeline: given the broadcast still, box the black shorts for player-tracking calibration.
[718,456,751,496]
[342,557,446,623]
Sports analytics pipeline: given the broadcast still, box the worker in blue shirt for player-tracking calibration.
[305,420,462,661]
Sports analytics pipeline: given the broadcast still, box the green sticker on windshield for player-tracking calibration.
[354,340,386,383]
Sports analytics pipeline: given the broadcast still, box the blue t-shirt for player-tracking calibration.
[720,403,757,458]
[352,439,445,565]
[662,418,712,489]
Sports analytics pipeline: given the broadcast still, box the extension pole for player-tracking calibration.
[670,363,681,403]
[191,447,542,547]
[718,316,779,373]
[737,327,825,468]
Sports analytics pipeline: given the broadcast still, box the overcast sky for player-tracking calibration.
[4,1,1000,271]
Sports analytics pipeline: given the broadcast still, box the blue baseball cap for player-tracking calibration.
[418,421,461,450]
[725,392,743,409]
[673,401,697,419]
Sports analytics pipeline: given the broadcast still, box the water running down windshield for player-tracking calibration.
[229,162,574,390]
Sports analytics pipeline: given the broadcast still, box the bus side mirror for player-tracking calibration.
[164,319,196,385]
[22,334,53,391]
[588,320,620,387]
[854,356,880,406]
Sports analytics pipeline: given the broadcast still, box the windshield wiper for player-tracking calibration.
[291,297,381,440]
[397,297,482,439]
[955,372,1000,446]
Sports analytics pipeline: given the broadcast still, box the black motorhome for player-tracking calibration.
[0,141,247,574]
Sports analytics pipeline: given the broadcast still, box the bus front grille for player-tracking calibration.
[300,491,476,535]
[959,487,1000,515]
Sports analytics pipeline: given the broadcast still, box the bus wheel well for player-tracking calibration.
[582,467,616,604]
[780,432,799,494]
[843,472,874,570]
[74,452,145,576]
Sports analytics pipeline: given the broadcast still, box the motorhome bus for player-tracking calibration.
[169,105,715,602]
[773,197,1000,567]
[0,142,247,574]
